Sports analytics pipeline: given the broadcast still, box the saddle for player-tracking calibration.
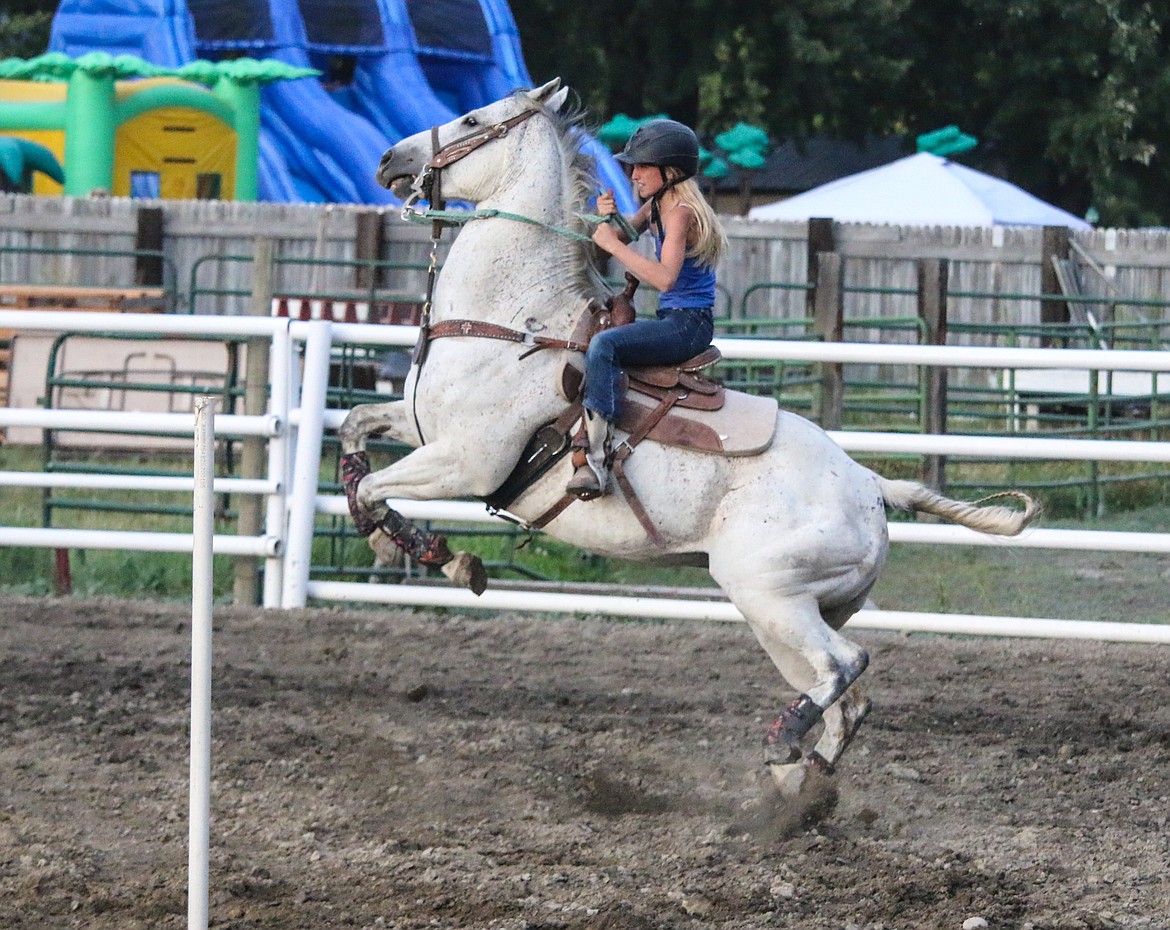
[560,348,776,457]
[484,278,778,543]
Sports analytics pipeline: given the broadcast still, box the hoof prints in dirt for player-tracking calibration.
[2,597,1169,930]
[579,770,675,816]
[731,774,841,841]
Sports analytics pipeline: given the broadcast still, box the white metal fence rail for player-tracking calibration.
[2,309,1169,641]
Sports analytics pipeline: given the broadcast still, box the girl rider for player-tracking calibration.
[567,119,728,499]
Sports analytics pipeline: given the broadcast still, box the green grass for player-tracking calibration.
[0,444,1167,624]
[0,445,240,599]
[871,505,1170,625]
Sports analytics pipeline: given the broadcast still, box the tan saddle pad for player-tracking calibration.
[559,360,778,456]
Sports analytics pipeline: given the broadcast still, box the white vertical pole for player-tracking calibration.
[281,321,332,608]
[262,322,292,608]
[188,396,216,930]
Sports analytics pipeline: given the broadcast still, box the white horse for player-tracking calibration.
[339,79,1040,793]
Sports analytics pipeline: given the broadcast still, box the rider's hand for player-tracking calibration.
[595,189,617,217]
[592,221,621,253]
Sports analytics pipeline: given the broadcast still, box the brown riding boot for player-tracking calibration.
[566,410,611,500]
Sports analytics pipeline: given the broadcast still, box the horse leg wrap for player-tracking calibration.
[379,509,454,567]
[340,451,379,537]
[763,694,823,765]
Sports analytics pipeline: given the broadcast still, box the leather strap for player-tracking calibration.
[611,455,666,546]
[622,388,686,449]
[607,390,685,547]
[483,399,584,515]
[428,126,447,238]
[525,401,591,529]
[427,318,590,355]
[420,108,539,238]
[530,493,577,530]
[417,290,678,544]
[428,109,540,169]
[535,388,687,542]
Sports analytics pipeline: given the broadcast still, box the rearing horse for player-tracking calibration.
[339,79,1040,794]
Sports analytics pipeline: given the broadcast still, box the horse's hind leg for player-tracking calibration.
[797,597,873,771]
[812,683,870,768]
[712,571,870,788]
[759,634,869,768]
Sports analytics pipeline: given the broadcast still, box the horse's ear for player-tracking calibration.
[526,78,563,107]
[547,86,570,113]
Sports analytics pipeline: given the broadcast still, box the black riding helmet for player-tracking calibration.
[615,119,700,181]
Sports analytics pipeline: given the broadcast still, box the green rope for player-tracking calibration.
[404,205,638,243]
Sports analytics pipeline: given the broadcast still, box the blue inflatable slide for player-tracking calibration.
[48,0,635,208]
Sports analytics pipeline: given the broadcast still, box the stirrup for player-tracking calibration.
[566,461,606,500]
[565,411,610,500]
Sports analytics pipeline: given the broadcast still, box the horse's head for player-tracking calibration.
[376,78,571,204]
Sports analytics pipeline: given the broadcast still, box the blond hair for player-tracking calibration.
[663,170,727,269]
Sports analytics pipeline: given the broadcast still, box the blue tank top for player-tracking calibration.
[653,228,717,310]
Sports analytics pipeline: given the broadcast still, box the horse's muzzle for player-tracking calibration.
[376,148,413,191]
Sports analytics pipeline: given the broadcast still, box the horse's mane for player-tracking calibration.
[517,89,607,297]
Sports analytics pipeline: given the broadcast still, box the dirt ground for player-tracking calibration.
[1,595,1168,930]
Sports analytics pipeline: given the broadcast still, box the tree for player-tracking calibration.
[509,0,910,136]
[695,25,768,135]
[511,0,1170,225]
[885,0,1170,226]
[0,0,55,59]
[8,0,1170,223]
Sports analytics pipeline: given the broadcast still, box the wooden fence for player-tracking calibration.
[3,193,1170,349]
[5,194,1170,504]
[0,196,446,317]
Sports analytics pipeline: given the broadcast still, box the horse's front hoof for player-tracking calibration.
[440,551,488,595]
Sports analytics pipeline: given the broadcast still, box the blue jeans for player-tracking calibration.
[583,306,714,420]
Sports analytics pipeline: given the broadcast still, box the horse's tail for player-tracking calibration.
[878,478,1042,536]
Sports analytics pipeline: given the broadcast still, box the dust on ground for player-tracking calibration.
[1,595,1168,930]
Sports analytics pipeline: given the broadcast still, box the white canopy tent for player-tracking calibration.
[747,152,1091,229]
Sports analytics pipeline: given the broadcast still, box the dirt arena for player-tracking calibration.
[1,595,1168,930]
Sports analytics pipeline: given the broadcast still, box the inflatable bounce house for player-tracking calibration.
[0,134,63,194]
[28,0,634,208]
[0,53,313,200]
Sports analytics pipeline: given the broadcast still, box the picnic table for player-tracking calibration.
[0,284,168,314]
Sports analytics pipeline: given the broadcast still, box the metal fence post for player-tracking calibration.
[281,321,333,609]
[188,396,216,930]
[261,320,291,608]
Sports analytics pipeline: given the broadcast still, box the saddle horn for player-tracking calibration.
[607,273,639,328]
